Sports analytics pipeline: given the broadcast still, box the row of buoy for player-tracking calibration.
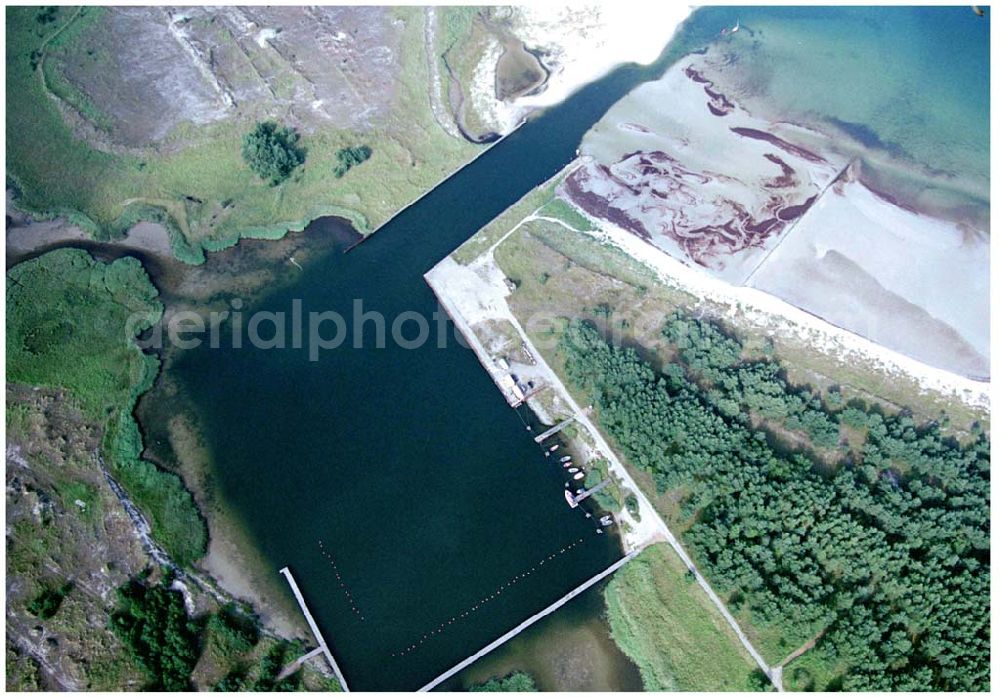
[390,537,587,658]
[318,540,366,621]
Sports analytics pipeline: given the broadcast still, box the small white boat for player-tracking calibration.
[560,456,572,463]
[565,489,577,508]
[567,467,580,474]
[548,444,559,452]
[573,472,585,480]
[563,463,572,469]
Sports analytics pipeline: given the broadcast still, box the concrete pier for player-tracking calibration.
[279,567,350,692]
[568,478,611,508]
[276,646,325,681]
[417,550,639,692]
[533,406,592,443]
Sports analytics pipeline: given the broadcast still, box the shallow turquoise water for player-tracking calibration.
[688,6,990,214]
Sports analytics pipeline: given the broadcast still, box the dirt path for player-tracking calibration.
[423,7,464,141]
[501,296,781,690]
[779,628,826,668]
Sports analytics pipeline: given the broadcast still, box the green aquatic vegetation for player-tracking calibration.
[7,249,206,565]
[561,317,989,690]
[7,249,160,418]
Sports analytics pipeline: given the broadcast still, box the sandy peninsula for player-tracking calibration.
[470,5,694,134]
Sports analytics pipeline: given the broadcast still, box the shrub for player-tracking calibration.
[625,494,640,519]
[333,145,372,178]
[241,122,305,185]
[251,643,300,691]
[470,671,537,691]
[27,583,73,619]
[207,604,259,658]
[36,6,58,24]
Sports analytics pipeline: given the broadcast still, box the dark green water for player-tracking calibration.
[170,22,725,691]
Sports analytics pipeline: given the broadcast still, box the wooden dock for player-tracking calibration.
[417,550,639,692]
[533,406,592,443]
[279,567,350,692]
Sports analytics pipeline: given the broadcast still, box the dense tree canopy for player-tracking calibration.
[241,121,305,185]
[559,315,988,690]
[470,671,537,692]
[110,577,202,690]
[333,145,372,178]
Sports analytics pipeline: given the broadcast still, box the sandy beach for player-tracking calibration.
[163,413,308,639]
[748,171,989,378]
[579,212,990,410]
[471,6,694,135]
[6,198,174,265]
[563,48,991,385]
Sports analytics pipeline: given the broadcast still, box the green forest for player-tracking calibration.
[111,576,203,690]
[559,315,988,691]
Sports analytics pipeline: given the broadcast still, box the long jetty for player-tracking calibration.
[533,406,592,443]
[417,550,639,692]
[279,567,350,692]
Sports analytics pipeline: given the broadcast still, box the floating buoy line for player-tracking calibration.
[389,537,587,658]
[317,539,366,621]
